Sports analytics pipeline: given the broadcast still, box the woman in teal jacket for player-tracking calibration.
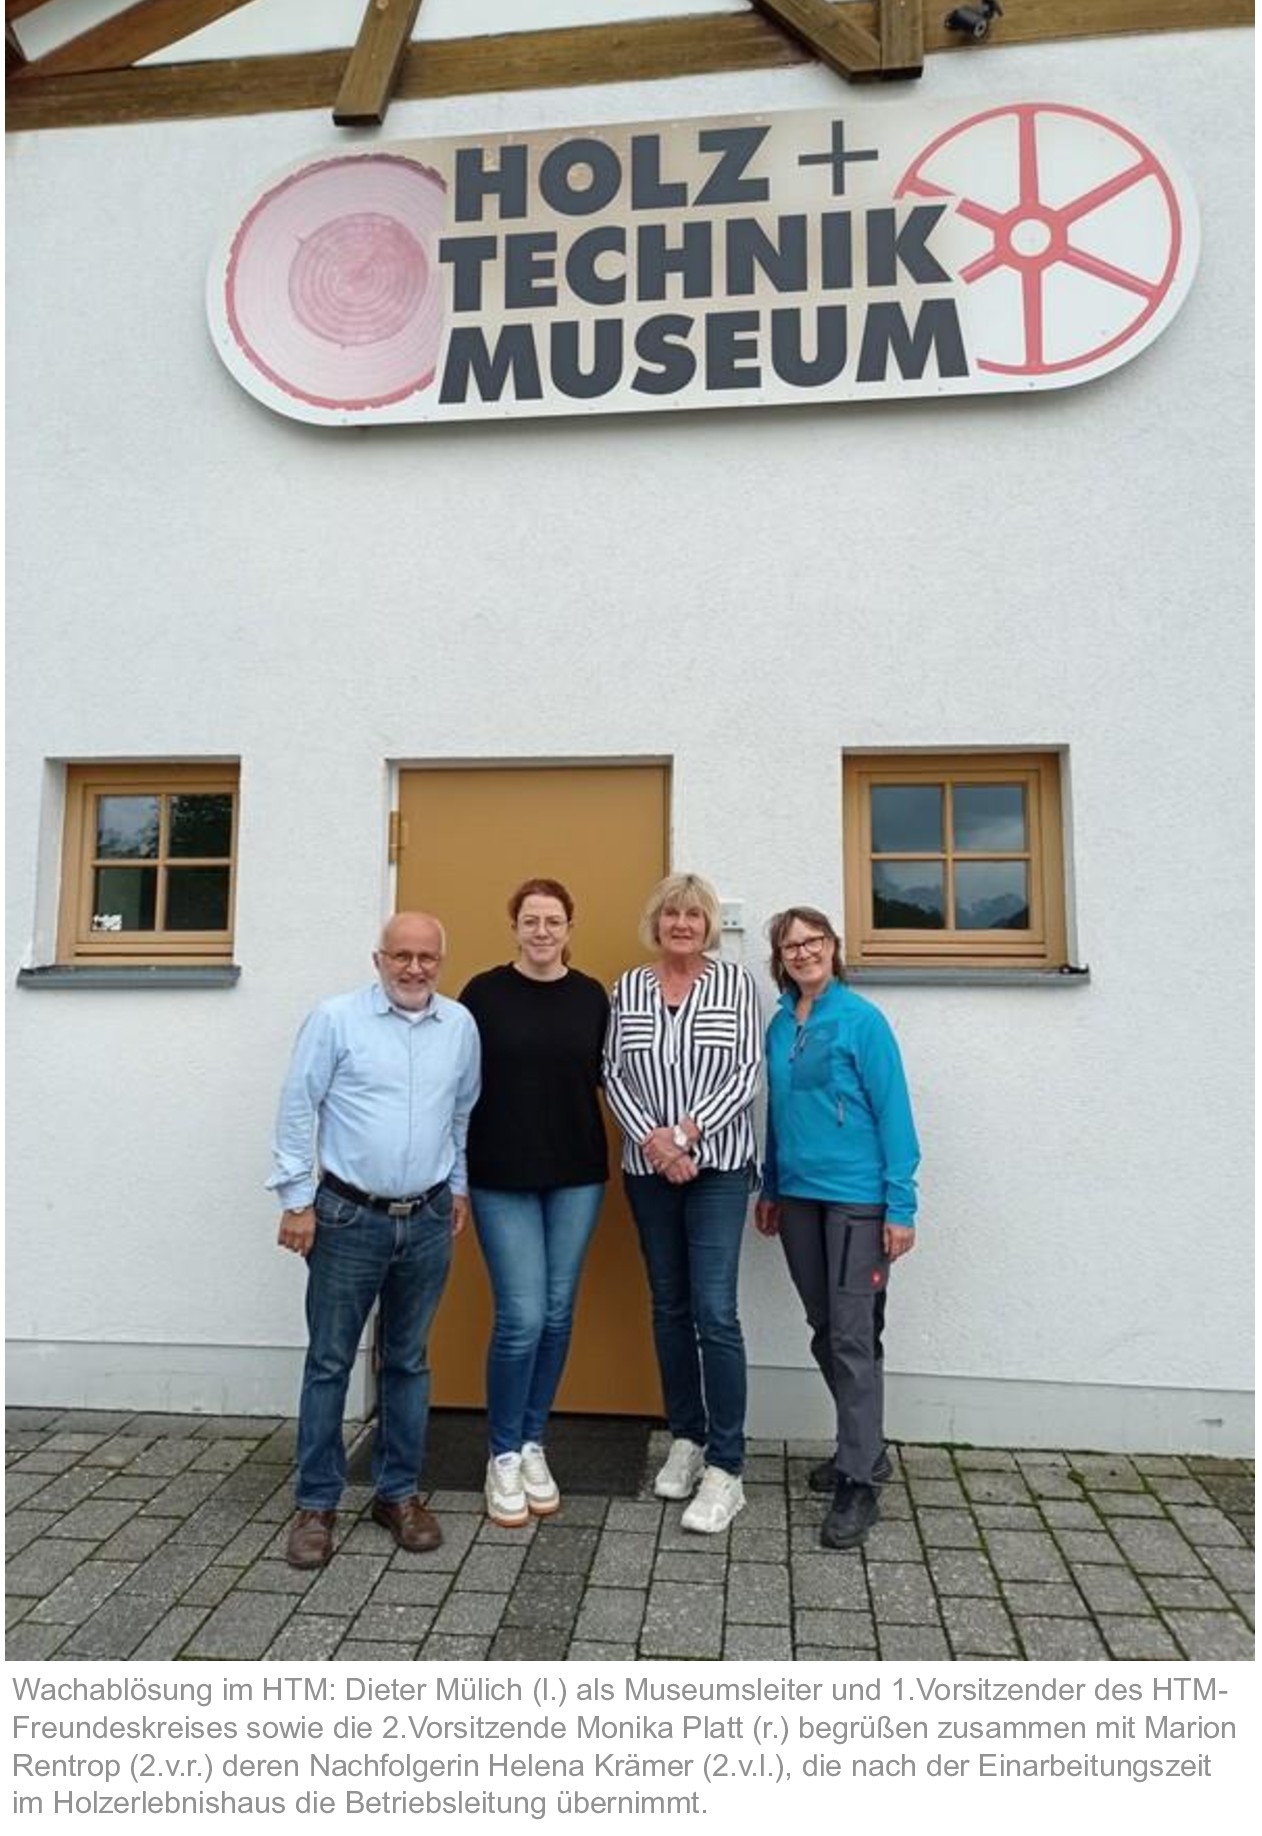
[754,906,919,1550]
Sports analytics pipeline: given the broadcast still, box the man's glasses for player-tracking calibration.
[781,936,831,958]
[380,950,441,969]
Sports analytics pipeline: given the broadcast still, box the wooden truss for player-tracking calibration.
[5,2,1253,133]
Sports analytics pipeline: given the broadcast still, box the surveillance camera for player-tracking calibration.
[946,3,1003,39]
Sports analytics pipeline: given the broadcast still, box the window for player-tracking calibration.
[843,753,1068,969]
[57,764,239,964]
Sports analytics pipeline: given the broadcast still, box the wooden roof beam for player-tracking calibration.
[749,0,881,79]
[879,0,924,77]
[13,1,257,80]
[334,0,424,127]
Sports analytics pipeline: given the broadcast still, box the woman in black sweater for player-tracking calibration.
[459,879,609,1527]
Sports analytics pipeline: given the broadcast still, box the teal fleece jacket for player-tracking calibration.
[761,980,920,1226]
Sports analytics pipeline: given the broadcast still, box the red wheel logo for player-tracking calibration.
[897,103,1184,377]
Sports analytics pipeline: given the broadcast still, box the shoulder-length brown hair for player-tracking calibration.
[767,906,845,994]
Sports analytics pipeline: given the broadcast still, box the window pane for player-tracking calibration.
[955,861,1030,930]
[165,867,231,931]
[873,862,945,928]
[96,796,159,859]
[169,794,233,858]
[871,785,943,853]
[93,866,157,931]
[954,783,1026,852]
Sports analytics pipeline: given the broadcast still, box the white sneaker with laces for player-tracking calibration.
[653,1437,706,1500]
[485,1452,529,1527]
[520,1441,560,1516]
[681,1466,745,1534]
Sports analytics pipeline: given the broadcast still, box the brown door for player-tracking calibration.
[395,763,669,1414]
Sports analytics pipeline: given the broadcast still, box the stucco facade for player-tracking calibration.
[6,15,1253,1452]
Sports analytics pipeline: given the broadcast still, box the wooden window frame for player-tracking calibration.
[843,751,1067,969]
[57,763,239,965]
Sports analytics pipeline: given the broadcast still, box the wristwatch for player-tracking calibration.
[671,1125,691,1152]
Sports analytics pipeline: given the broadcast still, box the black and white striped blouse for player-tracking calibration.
[603,958,762,1175]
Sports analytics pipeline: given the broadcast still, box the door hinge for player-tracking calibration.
[388,810,407,864]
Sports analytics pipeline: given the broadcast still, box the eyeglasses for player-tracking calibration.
[380,950,441,969]
[781,935,831,958]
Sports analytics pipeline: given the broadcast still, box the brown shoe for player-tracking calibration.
[370,1493,442,1553]
[285,1508,336,1569]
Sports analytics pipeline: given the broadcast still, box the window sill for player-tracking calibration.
[846,966,1090,988]
[16,964,241,990]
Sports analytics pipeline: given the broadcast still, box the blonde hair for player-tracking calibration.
[638,873,722,953]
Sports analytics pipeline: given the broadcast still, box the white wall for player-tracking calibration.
[6,30,1253,1451]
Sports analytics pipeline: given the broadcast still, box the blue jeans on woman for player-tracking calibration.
[471,1184,605,1455]
[296,1182,453,1510]
[624,1168,750,1476]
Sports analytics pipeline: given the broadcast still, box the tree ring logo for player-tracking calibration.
[896,103,1184,378]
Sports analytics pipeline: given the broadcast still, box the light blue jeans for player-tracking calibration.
[471,1184,605,1455]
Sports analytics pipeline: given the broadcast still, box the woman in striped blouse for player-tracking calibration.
[603,873,762,1535]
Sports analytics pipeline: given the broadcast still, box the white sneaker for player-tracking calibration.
[485,1452,529,1527]
[520,1441,560,1516]
[681,1466,745,1534]
[654,1437,706,1500]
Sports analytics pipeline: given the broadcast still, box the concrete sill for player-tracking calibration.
[16,965,241,991]
[847,967,1091,988]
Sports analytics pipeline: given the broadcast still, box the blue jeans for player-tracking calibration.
[624,1168,750,1475]
[296,1183,453,1509]
[471,1184,605,1455]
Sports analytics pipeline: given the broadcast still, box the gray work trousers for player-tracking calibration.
[777,1200,888,1486]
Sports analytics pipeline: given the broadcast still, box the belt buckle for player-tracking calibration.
[386,1199,413,1218]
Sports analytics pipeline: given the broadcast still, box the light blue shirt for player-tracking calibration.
[268,982,481,1210]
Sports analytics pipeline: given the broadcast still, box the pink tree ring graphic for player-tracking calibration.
[225,154,447,410]
[896,103,1184,377]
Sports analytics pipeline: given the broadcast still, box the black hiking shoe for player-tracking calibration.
[820,1479,880,1550]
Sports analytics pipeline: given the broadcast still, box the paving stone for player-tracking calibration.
[731,1523,788,1564]
[955,1450,1019,1470]
[590,1533,656,1588]
[417,1634,493,1660]
[5,1511,61,1555]
[214,1520,281,1566]
[792,1550,869,1610]
[1231,1592,1254,1628]
[878,1623,951,1659]
[987,1531,1071,1583]
[1099,1615,1183,1660]
[425,1490,485,1513]
[299,1555,389,1617]
[876,1485,913,1521]
[490,1627,570,1660]
[1016,1616,1108,1659]
[1053,1529,1125,1566]
[29,1560,136,1625]
[349,1602,435,1645]
[1110,1519,1207,1575]
[1144,1476,1214,1506]
[960,1470,1033,1505]
[1002,1582,1090,1618]
[139,1472,225,1516]
[1161,1611,1254,1661]
[867,1561,941,1625]
[130,1605,209,1659]
[191,1439,255,1473]
[653,1549,728,1585]
[567,1641,639,1660]
[58,1590,170,1659]
[411,1515,479,1573]
[453,1545,528,1593]
[1066,1455,1143,1491]
[863,1520,923,1563]
[604,1499,663,1534]
[6,1620,70,1658]
[973,1505,1046,1532]
[1132,1454,1189,1475]
[1040,1499,1104,1530]
[502,1572,586,1629]
[186,1590,296,1659]
[1073,1565,1152,1615]
[743,1453,785,1484]
[5,1471,60,1508]
[551,1496,608,1526]
[182,1565,247,1609]
[740,1489,788,1529]
[9,1450,82,1476]
[6,1597,33,1628]
[56,1497,143,1541]
[6,1536,90,1596]
[941,1595,1019,1656]
[522,1524,599,1575]
[794,1608,876,1648]
[373,1569,453,1607]
[1194,1546,1254,1591]
[1093,1492,1165,1518]
[430,1591,509,1637]
[899,1446,956,1475]
[1145,1573,1234,1610]
[125,1437,205,1477]
[573,1587,647,1642]
[906,1478,969,1509]
[795,1645,878,1661]
[1167,1505,1247,1547]
[117,1540,219,1599]
[926,1548,999,1597]
[235,1560,317,1595]
[727,1563,790,1625]
[336,1639,417,1662]
[5,1409,63,1431]
[14,1469,105,1511]
[94,1516,178,1563]
[179,1501,261,1546]
[915,1509,981,1549]
[476,1517,539,1546]
[640,1581,723,1659]
[258,1614,348,1660]
[724,1622,793,1659]
[91,1474,168,1501]
[43,1431,112,1453]
[81,1435,158,1468]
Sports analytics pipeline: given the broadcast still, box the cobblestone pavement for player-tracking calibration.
[6,1410,1253,1663]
